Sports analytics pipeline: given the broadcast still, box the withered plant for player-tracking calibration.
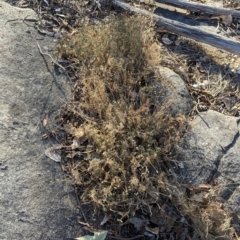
[56,14,237,239]
[57,15,175,218]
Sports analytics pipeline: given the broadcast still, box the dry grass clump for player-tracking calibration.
[57,15,171,218]
[167,184,235,239]
[56,14,238,239]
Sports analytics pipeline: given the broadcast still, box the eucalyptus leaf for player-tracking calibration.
[75,231,108,240]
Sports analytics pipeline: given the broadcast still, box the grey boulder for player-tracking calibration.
[0,1,82,239]
[176,110,240,213]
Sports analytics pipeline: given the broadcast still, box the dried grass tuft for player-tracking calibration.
[57,14,237,238]
[58,15,171,217]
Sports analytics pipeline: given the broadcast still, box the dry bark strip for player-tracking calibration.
[111,0,240,55]
[156,0,240,19]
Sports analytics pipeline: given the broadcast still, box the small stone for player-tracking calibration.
[1,166,8,170]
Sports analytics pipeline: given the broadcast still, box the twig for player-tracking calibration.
[23,15,38,26]
[5,18,20,25]
[78,220,92,229]
[37,41,65,71]
[5,16,38,26]
[74,186,81,207]
[234,231,239,240]
[75,187,90,225]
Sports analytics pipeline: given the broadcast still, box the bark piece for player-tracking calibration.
[156,0,240,19]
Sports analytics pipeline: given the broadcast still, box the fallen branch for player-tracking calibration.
[112,0,240,55]
[156,0,240,19]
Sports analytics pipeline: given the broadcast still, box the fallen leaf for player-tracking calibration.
[43,115,48,127]
[178,162,184,169]
[192,84,200,89]
[75,231,108,240]
[144,231,155,239]
[43,0,49,6]
[100,214,111,226]
[190,192,206,203]
[42,133,48,139]
[220,14,233,26]
[54,32,61,39]
[145,226,159,235]
[45,144,63,162]
[71,138,80,149]
[130,217,149,231]
[37,26,54,36]
[189,183,212,191]
[198,183,212,189]
[162,33,173,45]
[196,61,206,73]
[180,216,187,223]
[175,39,181,45]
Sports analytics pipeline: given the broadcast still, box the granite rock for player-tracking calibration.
[176,110,240,213]
[149,66,193,116]
[0,1,82,239]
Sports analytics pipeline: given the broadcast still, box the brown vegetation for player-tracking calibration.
[58,15,173,217]
[55,13,238,239]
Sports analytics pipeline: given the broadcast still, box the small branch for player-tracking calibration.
[156,0,240,19]
[5,18,20,25]
[111,0,240,55]
[37,41,65,71]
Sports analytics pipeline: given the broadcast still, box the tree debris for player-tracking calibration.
[111,0,240,55]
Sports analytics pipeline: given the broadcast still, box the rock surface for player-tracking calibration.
[0,1,82,239]
[149,66,193,117]
[176,110,240,214]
